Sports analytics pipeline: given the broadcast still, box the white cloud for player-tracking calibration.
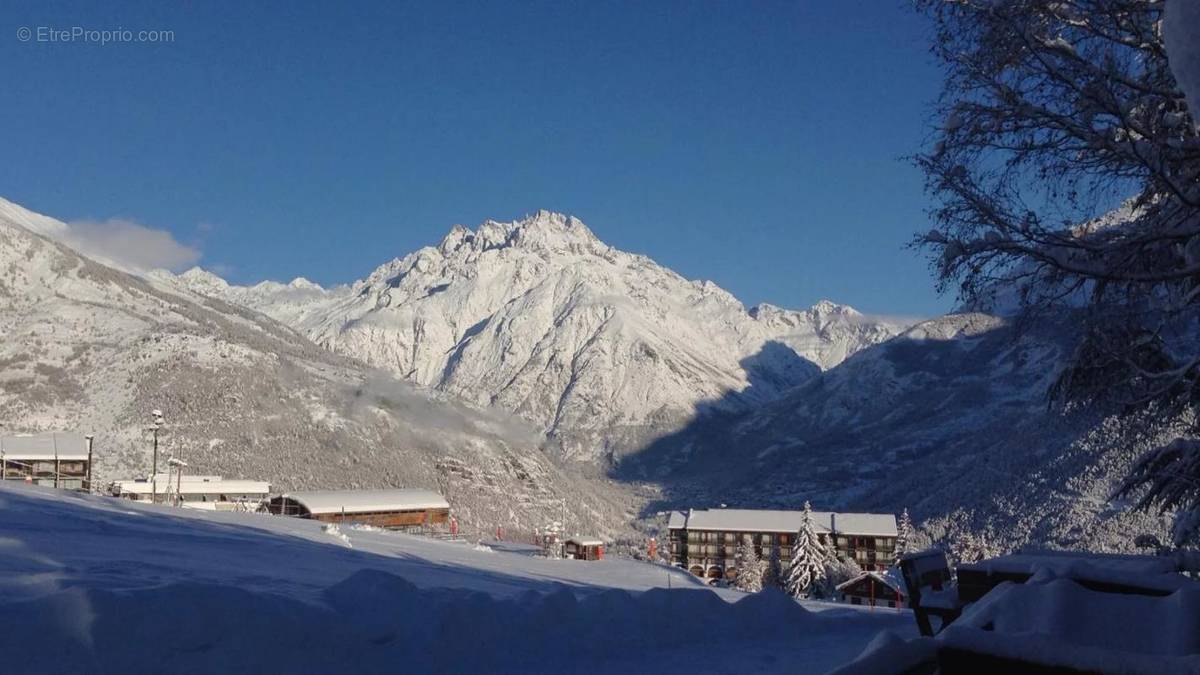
[58,218,202,273]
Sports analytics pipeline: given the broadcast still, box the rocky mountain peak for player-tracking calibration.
[162,210,908,461]
[436,211,604,260]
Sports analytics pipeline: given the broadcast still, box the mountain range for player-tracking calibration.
[0,196,1171,553]
[166,210,907,462]
[0,198,636,538]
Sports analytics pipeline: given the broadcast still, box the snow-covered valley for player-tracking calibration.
[0,481,911,674]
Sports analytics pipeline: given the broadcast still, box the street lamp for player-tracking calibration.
[150,410,164,504]
[167,456,188,507]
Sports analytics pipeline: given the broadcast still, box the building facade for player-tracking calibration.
[110,474,271,510]
[667,508,898,582]
[266,488,450,529]
[0,432,93,491]
[564,537,605,561]
[837,570,908,608]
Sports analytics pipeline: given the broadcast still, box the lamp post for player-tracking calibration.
[167,456,188,507]
[84,434,94,493]
[150,410,164,504]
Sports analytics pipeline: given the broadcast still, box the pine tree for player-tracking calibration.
[764,542,782,590]
[821,556,863,599]
[733,539,765,593]
[950,530,998,566]
[894,508,913,565]
[784,501,827,599]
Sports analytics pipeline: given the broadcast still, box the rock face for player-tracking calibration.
[173,210,908,461]
[0,197,637,538]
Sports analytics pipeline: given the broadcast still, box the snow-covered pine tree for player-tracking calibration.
[950,530,998,566]
[821,556,863,600]
[894,508,913,564]
[764,541,782,590]
[733,539,765,593]
[784,501,828,598]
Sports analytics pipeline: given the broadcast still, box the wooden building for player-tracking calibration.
[667,508,898,582]
[111,474,270,510]
[564,537,605,561]
[837,570,908,608]
[266,488,450,529]
[0,432,93,491]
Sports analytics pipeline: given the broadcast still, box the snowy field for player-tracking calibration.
[0,482,912,674]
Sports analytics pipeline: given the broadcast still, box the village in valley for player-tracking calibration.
[5,421,1200,674]
[1,426,916,600]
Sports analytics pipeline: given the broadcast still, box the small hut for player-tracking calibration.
[564,537,605,561]
[266,489,449,529]
[837,570,908,608]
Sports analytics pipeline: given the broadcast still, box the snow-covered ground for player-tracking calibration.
[0,482,912,674]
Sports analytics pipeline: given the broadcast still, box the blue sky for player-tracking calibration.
[2,1,948,317]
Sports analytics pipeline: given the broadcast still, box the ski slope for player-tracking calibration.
[0,482,912,674]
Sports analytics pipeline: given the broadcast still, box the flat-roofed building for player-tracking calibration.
[0,432,93,491]
[667,507,898,582]
[110,474,271,511]
[266,488,450,529]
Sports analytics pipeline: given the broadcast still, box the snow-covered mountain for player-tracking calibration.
[617,311,1177,555]
[171,211,908,461]
[0,196,1165,555]
[0,197,638,538]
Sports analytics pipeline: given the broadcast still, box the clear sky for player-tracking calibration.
[2,0,949,317]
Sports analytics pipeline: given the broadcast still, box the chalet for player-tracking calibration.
[266,488,450,529]
[564,537,605,561]
[667,508,897,582]
[0,432,93,491]
[837,570,908,608]
[111,474,271,510]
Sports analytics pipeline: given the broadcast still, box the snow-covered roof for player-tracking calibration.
[836,570,908,596]
[567,537,604,547]
[113,477,271,496]
[667,510,687,529]
[670,508,897,537]
[0,432,90,461]
[279,489,449,515]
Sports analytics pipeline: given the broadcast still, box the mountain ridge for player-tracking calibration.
[0,196,638,538]
[167,210,910,461]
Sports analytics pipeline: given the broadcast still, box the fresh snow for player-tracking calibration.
[0,482,913,674]
[169,210,908,461]
[0,196,643,541]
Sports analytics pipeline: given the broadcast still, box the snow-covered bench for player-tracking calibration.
[898,549,962,637]
[955,551,1194,604]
